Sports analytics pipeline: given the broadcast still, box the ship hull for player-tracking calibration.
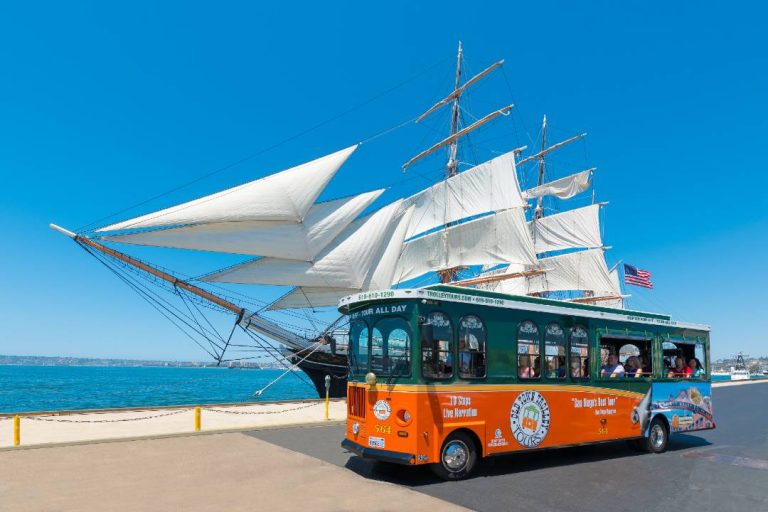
[291,350,348,398]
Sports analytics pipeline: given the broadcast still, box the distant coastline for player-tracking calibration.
[0,354,282,369]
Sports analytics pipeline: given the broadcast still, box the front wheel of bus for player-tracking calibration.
[644,416,669,454]
[431,431,478,481]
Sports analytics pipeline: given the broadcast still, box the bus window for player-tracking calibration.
[569,326,589,379]
[517,321,540,379]
[458,315,486,379]
[600,337,652,378]
[371,317,411,377]
[664,339,699,378]
[421,312,453,379]
[693,341,707,379]
[544,323,566,379]
[349,320,369,374]
[371,327,385,373]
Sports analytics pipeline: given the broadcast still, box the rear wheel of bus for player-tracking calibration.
[644,416,669,454]
[431,431,478,481]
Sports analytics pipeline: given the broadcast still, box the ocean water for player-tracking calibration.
[0,366,317,413]
[711,374,767,382]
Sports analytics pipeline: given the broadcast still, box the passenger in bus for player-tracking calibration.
[582,357,589,378]
[688,358,705,378]
[625,356,642,377]
[600,354,625,378]
[458,339,472,375]
[639,355,652,374]
[570,358,582,378]
[532,357,541,377]
[546,357,566,378]
[518,356,534,378]
[667,357,692,378]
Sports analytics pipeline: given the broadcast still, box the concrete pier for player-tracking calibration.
[0,399,346,449]
[0,381,766,512]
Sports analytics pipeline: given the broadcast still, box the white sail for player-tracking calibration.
[268,287,357,310]
[403,150,525,238]
[522,169,593,200]
[530,204,603,254]
[527,249,614,294]
[479,263,530,295]
[96,146,357,231]
[267,206,415,310]
[99,189,383,260]
[609,267,622,294]
[394,208,537,284]
[202,200,407,288]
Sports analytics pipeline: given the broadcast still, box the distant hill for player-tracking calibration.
[0,354,275,368]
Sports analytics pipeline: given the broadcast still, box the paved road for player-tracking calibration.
[248,383,768,512]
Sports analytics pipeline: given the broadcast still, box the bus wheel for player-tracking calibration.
[431,431,478,480]
[644,417,669,454]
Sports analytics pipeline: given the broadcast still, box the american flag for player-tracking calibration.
[624,264,653,289]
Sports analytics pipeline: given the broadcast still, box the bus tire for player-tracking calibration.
[644,416,669,454]
[430,431,478,481]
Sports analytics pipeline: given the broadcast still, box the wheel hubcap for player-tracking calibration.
[442,440,469,471]
[650,424,665,449]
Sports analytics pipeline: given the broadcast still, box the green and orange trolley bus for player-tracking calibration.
[339,285,714,480]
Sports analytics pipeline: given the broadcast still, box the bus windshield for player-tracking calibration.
[349,316,411,378]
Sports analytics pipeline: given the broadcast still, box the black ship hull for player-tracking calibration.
[291,350,349,398]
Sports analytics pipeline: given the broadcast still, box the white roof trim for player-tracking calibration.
[338,288,711,332]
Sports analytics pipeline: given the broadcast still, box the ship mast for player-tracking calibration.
[446,41,463,177]
[534,115,547,220]
[403,42,510,283]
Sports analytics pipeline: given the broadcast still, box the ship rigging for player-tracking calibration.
[52,43,628,398]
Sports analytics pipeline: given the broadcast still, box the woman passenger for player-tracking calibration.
[689,358,705,378]
[518,356,534,378]
[625,356,642,377]
[667,357,691,378]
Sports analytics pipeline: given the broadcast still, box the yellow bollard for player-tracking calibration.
[13,415,20,447]
[194,407,201,432]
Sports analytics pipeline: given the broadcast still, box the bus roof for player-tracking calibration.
[338,285,711,333]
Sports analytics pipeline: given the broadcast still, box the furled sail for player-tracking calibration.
[522,169,593,200]
[530,204,603,254]
[96,145,357,231]
[526,249,614,295]
[202,200,408,288]
[99,190,383,260]
[393,208,537,284]
[403,150,526,238]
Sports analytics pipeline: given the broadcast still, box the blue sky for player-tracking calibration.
[1,1,766,361]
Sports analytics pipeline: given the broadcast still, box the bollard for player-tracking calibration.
[13,415,20,447]
[324,375,331,421]
[194,407,201,432]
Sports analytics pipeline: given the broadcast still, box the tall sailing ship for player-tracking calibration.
[52,44,627,398]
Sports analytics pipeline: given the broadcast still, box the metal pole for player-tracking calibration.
[324,375,331,421]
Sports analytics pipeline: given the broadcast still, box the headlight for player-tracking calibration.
[352,422,360,435]
[365,372,377,386]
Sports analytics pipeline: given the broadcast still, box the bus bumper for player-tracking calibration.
[341,438,415,465]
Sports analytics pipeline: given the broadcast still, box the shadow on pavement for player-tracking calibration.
[344,435,712,486]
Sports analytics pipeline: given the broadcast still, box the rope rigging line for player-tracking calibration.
[252,339,327,397]
[78,242,229,361]
[76,57,450,233]
[238,326,316,390]
[174,284,227,356]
